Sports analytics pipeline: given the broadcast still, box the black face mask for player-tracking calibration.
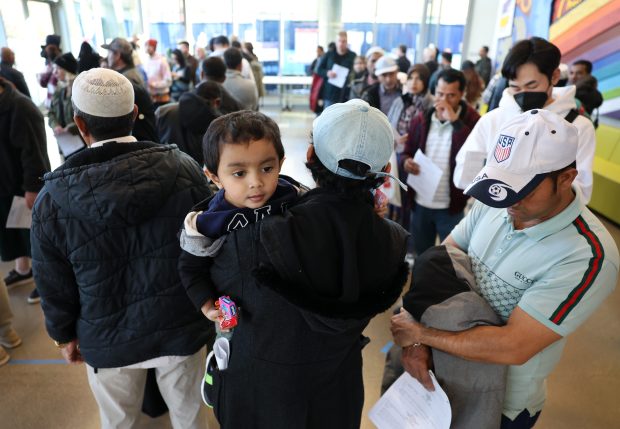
[514,91,548,111]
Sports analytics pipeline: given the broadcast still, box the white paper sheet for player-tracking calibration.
[369,371,451,429]
[379,151,401,207]
[327,64,349,88]
[56,132,85,157]
[406,150,443,202]
[460,150,487,187]
[5,196,32,229]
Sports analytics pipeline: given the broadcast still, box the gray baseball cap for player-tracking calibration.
[101,38,133,56]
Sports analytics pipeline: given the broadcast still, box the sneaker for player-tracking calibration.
[0,328,22,349]
[27,288,41,304]
[0,347,9,367]
[4,269,33,288]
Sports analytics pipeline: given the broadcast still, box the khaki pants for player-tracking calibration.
[87,348,207,429]
[0,276,14,336]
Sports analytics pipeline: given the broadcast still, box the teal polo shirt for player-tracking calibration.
[451,189,619,419]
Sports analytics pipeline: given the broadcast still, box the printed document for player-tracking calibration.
[5,196,32,229]
[369,371,451,429]
[406,150,443,202]
[327,64,349,88]
[56,132,84,157]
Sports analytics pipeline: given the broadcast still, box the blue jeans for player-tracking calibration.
[411,205,464,256]
[501,410,541,429]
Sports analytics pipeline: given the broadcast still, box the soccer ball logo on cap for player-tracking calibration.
[488,183,510,202]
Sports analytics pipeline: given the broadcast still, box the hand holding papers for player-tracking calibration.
[56,132,85,157]
[5,196,32,229]
[327,64,349,89]
[406,150,443,202]
[369,371,451,429]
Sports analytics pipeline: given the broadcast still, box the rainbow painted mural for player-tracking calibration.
[550,0,620,120]
[549,0,620,223]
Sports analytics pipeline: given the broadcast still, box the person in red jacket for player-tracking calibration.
[401,69,480,255]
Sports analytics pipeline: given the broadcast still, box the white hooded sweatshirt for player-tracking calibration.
[453,85,595,202]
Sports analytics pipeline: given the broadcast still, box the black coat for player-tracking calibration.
[0,63,31,97]
[0,80,50,196]
[31,142,213,368]
[156,91,221,165]
[316,49,357,103]
[180,188,409,427]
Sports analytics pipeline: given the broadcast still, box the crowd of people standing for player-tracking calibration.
[0,26,616,429]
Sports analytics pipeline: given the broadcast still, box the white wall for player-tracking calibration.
[461,0,499,64]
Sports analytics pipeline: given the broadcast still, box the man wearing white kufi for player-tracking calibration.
[31,68,213,429]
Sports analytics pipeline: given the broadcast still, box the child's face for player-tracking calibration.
[208,138,284,209]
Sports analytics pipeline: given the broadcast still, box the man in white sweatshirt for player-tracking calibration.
[453,37,595,203]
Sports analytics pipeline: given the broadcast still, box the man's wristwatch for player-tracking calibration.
[54,340,70,349]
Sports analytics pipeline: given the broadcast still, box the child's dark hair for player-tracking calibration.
[305,135,385,200]
[501,37,561,82]
[203,111,284,174]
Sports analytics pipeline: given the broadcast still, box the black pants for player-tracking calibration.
[0,196,31,261]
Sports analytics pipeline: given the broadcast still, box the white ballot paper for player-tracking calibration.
[5,196,32,229]
[406,150,443,202]
[461,150,487,186]
[369,371,451,429]
[327,64,349,88]
[56,132,85,157]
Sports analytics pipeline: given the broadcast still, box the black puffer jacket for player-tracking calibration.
[31,142,212,368]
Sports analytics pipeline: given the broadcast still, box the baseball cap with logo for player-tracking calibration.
[464,109,578,208]
[72,68,135,118]
[312,99,406,189]
[101,37,133,56]
[374,56,399,76]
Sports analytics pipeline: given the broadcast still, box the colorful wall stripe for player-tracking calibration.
[549,0,620,119]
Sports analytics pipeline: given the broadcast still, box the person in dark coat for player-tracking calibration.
[401,69,480,255]
[31,68,212,429]
[179,99,409,428]
[0,77,50,303]
[199,56,242,114]
[156,80,222,165]
[316,31,357,108]
[0,47,30,97]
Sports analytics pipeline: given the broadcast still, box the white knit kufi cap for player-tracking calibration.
[72,68,134,118]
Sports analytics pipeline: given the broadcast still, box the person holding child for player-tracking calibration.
[179,99,410,428]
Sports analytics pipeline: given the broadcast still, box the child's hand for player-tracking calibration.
[201,300,219,321]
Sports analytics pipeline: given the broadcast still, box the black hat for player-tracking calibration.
[41,34,61,49]
[54,52,78,75]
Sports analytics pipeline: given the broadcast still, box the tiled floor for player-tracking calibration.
[1,95,619,428]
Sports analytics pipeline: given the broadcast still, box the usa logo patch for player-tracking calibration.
[494,134,515,163]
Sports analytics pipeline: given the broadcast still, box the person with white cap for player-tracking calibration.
[391,109,619,429]
[30,68,213,429]
[361,55,402,115]
[453,37,596,203]
[194,99,409,428]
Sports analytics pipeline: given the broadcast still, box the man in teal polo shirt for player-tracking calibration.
[391,109,619,429]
